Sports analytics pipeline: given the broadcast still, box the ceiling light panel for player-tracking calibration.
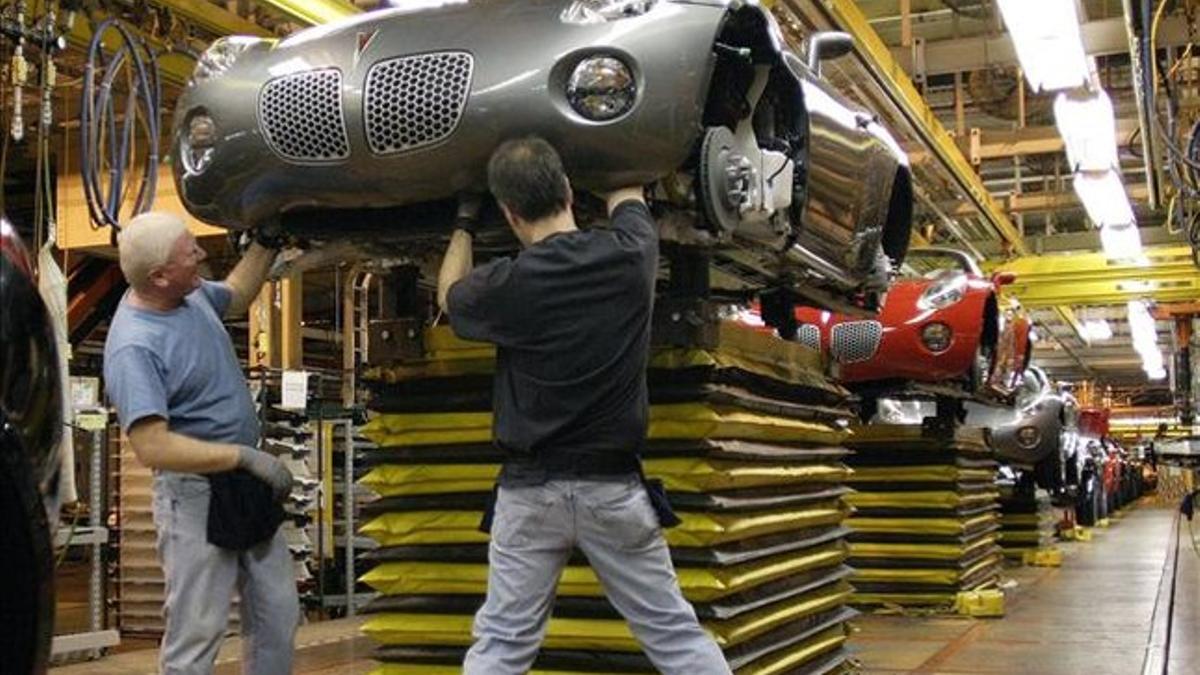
[997,0,1090,92]
[1055,90,1119,172]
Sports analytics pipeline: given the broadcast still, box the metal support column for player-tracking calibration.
[343,418,356,616]
[88,426,102,650]
[281,274,304,370]
[50,413,119,661]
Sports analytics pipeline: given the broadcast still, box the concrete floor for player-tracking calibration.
[855,504,1198,674]
[50,503,1197,674]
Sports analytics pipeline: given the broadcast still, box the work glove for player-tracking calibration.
[236,445,294,503]
[253,225,288,250]
[454,194,484,237]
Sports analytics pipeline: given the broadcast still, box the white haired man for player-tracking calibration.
[103,212,298,674]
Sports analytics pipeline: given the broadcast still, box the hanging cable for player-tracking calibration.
[79,17,161,233]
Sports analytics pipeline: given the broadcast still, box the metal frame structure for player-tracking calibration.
[50,413,120,662]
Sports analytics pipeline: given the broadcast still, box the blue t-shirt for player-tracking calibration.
[103,280,259,453]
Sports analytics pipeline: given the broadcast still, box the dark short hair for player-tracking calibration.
[487,136,571,222]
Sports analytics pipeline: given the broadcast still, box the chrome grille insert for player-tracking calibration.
[259,69,349,163]
[797,324,821,352]
[830,321,882,364]
[365,51,473,155]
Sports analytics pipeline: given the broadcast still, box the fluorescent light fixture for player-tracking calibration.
[1127,301,1157,342]
[1082,319,1113,341]
[1127,300,1165,381]
[1055,90,1119,172]
[1099,221,1145,260]
[1073,170,1135,228]
[1142,346,1166,379]
[997,0,1089,92]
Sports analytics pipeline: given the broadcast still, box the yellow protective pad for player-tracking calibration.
[361,582,853,650]
[368,625,849,675]
[1000,513,1051,527]
[848,535,998,561]
[844,466,995,483]
[365,322,835,392]
[997,531,1046,544]
[844,490,1000,510]
[844,424,990,453]
[853,592,958,606]
[360,459,851,497]
[361,542,848,600]
[362,403,847,447]
[359,500,851,548]
[846,512,1000,536]
[851,553,1003,585]
[737,624,849,675]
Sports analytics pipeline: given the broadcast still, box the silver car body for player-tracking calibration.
[171,0,912,307]
[963,367,1076,470]
[873,367,1079,477]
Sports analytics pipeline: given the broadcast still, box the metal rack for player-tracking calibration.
[51,409,119,661]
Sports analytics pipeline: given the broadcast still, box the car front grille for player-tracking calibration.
[259,68,350,163]
[830,321,882,364]
[365,51,473,155]
[797,324,821,351]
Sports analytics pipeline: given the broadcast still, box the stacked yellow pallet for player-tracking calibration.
[996,486,1057,560]
[843,425,1003,607]
[355,323,858,674]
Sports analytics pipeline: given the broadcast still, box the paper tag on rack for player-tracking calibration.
[281,370,309,410]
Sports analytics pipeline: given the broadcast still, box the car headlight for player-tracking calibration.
[1017,426,1042,449]
[917,272,968,310]
[566,56,636,121]
[920,322,952,352]
[561,0,657,24]
[181,113,216,174]
[192,36,267,84]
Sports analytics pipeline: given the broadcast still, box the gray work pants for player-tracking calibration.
[462,477,732,675]
[152,474,299,675]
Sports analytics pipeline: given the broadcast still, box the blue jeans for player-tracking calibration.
[462,477,732,675]
[152,473,299,675]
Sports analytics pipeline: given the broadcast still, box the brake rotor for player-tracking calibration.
[698,126,745,237]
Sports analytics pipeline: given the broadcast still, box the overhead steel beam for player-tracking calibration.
[1036,353,1146,368]
[944,183,1150,217]
[1153,302,1200,318]
[889,15,1188,76]
[254,0,360,26]
[147,0,271,37]
[786,0,1029,256]
[1024,225,1179,254]
[1052,306,1091,347]
[65,14,195,86]
[998,245,1200,307]
[906,118,1139,164]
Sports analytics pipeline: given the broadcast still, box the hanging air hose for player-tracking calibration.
[1188,121,1200,266]
[79,18,161,233]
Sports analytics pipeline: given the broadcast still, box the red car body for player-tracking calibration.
[1078,407,1111,438]
[792,247,1032,401]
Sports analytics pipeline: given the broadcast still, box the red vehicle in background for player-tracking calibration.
[1073,408,1144,522]
[789,247,1032,403]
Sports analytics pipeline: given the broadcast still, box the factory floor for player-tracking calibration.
[855,504,1196,674]
[50,502,1195,675]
